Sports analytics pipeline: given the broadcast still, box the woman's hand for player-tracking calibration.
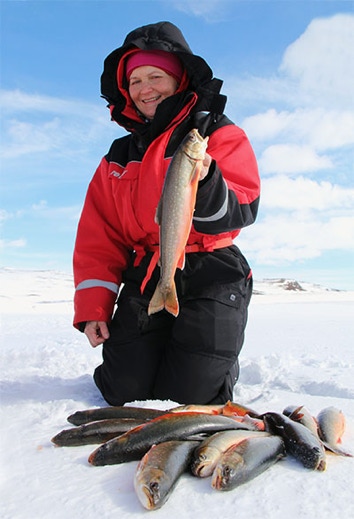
[200,152,212,181]
[84,321,110,347]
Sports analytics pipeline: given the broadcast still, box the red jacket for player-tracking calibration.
[73,23,260,328]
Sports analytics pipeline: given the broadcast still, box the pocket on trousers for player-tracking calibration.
[174,281,249,361]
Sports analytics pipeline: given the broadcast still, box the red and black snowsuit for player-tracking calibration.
[73,21,260,405]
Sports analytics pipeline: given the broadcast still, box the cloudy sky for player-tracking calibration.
[1,0,353,289]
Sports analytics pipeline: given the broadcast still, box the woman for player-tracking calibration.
[73,21,260,406]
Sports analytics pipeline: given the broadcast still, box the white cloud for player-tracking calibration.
[225,13,354,208]
[261,175,354,212]
[0,89,120,159]
[238,212,354,266]
[30,200,81,223]
[259,144,333,175]
[226,13,354,113]
[3,118,62,158]
[170,0,231,20]
[243,108,354,151]
[0,89,99,117]
[237,173,354,266]
[0,238,27,250]
[0,209,11,223]
[280,14,354,108]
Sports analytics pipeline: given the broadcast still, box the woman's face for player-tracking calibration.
[128,65,178,120]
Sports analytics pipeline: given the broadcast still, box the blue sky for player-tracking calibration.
[1,0,353,290]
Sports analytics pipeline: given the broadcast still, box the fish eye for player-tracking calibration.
[149,481,160,498]
[223,465,234,478]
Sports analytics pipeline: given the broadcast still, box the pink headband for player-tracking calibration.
[126,50,183,82]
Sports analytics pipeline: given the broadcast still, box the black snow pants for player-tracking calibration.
[93,245,253,406]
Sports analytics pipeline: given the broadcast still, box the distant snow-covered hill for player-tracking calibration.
[1,267,353,315]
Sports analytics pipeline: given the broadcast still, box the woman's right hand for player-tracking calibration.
[84,321,110,347]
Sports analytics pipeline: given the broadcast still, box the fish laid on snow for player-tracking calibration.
[211,436,285,491]
[88,412,253,466]
[317,406,353,457]
[221,400,260,418]
[134,440,199,510]
[148,128,208,317]
[283,405,319,437]
[262,412,327,471]
[51,418,145,447]
[191,429,270,478]
[67,406,166,426]
[169,404,225,414]
[170,400,260,418]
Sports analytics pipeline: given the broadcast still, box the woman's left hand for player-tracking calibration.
[199,152,212,181]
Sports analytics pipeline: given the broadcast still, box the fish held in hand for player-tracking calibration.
[263,412,327,471]
[317,406,353,457]
[211,435,285,491]
[134,440,199,510]
[148,128,208,317]
[88,412,249,466]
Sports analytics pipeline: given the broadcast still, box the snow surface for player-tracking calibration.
[1,267,354,518]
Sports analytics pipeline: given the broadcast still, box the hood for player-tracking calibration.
[100,21,227,132]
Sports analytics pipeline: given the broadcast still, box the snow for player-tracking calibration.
[1,267,353,518]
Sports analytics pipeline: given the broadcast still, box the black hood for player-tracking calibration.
[101,21,226,130]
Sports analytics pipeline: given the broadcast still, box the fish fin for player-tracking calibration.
[321,439,353,457]
[148,282,165,316]
[148,281,179,317]
[190,163,202,183]
[288,405,305,421]
[155,199,162,225]
[177,251,186,270]
[164,281,179,317]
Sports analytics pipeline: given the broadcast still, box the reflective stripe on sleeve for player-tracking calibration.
[193,178,228,223]
[76,279,119,294]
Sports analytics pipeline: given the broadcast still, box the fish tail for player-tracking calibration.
[148,281,179,317]
[164,281,179,317]
[321,441,353,457]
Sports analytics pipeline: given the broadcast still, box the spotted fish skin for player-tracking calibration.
[191,430,270,478]
[134,440,199,510]
[148,128,208,317]
[262,412,327,471]
[317,407,353,457]
[51,418,145,446]
[67,406,166,426]
[211,435,285,491]
[88,412,250,466]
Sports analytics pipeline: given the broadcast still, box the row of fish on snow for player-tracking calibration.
[51,401,352,510]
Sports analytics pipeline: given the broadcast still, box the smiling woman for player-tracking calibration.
[128,66,179,120]
[125,49,184,120]
[72,20,260,407]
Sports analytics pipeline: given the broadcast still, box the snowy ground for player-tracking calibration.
[1,267,353,519]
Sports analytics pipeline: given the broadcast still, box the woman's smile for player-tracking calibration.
[128,66,178,119]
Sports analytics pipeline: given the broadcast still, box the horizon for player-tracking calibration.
[1,1,353,290]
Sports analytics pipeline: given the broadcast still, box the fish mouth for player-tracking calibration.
[139,482,160,510]
[193,461,213,478]
[211,464,234,490]
[316,458,327,472]
[211,472,225,490]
